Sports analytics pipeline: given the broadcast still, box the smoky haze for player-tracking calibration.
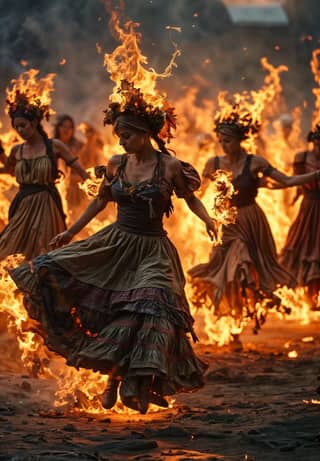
[0,0,320,130]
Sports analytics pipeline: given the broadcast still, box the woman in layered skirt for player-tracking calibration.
[10,83,216,414]
[189,110,320,335]
[280,124,320,309]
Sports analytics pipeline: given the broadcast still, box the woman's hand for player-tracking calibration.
[206,219,218,241]
[49,230,74,249]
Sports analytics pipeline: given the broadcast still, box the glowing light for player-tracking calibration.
[288,350,298,359]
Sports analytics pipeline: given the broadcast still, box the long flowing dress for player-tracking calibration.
[0,143,66,261]
[10,152,207,410]
[280,151,320,301]
[189,155,295,332]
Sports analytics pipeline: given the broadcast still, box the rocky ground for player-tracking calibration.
[0,317,320,461]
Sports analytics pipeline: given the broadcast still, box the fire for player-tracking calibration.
[1,7,320,416]
[6,68,56,117]
[103,10,180,110]
[210,169,237,245]
[288,350,298,358]
[311,49,320,124]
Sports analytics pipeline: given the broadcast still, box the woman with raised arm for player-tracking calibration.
[0,93,89,261]
[189,108,320,337]
[10,82,216,414]
[280,124,320,310]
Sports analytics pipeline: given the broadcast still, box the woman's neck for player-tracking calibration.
[24,131,44,147]
[226,149,246,164]
[133,145,158,164]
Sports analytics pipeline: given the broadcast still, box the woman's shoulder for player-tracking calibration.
[294,150,308,163]
[250,154,270,168]
[161,153,182,172]
[52,138,66,152]
[108,153,124,165]
[10,143,22,159]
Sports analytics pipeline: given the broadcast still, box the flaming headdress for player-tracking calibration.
[6,69,55,123]
[102,10,180,144]
[103,79,176,143]
[214,104,261,141]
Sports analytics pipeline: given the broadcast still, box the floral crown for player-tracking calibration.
[7,90,51,122]
[103,80,176,143]
[214,105,261,140]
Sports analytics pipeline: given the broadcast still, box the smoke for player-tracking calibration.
[0,0,320,131]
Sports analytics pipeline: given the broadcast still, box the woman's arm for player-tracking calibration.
[253,155,320,187]
[50,155,121,248]
[52,139,89,181]
[49,195,109,248]
[197,176,211,198]
[185,194,217,240]
[170,158,217,240]
[197,157,217,198]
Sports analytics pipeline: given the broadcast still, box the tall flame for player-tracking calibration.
[104,10,180,108]
[6,68,56,116]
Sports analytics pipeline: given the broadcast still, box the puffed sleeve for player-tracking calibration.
[174,160,201,198]
[95,165,114,201]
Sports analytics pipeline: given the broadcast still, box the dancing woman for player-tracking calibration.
[189,110,320,334]
[0,94,89,260]
[10,82,216,414]
[280,124,320,309]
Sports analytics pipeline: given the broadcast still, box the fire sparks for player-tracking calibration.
[287,350,298,359]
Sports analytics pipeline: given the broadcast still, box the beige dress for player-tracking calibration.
[0,148,66,261]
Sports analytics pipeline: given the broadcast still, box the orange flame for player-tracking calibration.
[103,10,180,109]
[6,68,56,116]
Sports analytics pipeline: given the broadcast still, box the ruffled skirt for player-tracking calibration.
[10,223,207,410]
[189,202,296,331]
[281,196,320,296]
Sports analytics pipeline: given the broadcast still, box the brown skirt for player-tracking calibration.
[281,196,320,289]
[10,224,207,409]
[0,190,66,261]
[189,202,296,331]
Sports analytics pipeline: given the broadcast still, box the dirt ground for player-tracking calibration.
[0,317,320,461]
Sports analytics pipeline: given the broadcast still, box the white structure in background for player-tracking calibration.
[222,0,289,26]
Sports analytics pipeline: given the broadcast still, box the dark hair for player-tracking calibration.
[54,114,75,139]
[307,124,320,142]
